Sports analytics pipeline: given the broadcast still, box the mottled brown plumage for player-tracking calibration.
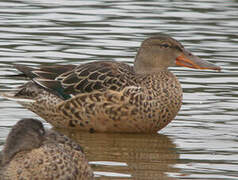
[0,119,93,179]
[2,34,220,133]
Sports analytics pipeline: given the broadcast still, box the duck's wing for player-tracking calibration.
[14,61,135,99]
[14,64,77,100]
[58,61,136,95]
[14,64,76,80]
[45,130,84,152]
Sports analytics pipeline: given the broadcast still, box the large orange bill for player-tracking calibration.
[176,50,221,71]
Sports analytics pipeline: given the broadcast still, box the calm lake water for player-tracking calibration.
[0,0,238,179]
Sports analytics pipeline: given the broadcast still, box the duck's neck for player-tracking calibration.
[134,50,169,75]
[134,65,168,74]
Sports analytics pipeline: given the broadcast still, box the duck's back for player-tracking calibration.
[55,61,137,96]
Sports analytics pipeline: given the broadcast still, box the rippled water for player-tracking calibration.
[0,0,238,179]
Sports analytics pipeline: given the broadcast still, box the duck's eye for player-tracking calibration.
[175,45,183,52]
[161,44,169,48]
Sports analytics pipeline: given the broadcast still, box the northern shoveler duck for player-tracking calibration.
[0,118,93,179]
[2,34,221,133]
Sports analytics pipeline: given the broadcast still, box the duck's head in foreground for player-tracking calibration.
[0,119,93,179]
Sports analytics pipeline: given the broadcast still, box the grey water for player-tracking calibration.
[0,0,238,179]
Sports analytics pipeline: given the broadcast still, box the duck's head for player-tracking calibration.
[134,34,221,74]
[2,118,45,164]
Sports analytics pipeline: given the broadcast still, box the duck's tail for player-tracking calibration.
[1,91,36,103]
[1,81,42,104]
[1,84,37,104]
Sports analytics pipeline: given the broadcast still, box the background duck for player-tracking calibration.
[1,34,221,133]
[0,118,93,179]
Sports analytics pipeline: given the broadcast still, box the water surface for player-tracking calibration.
[0,0,238,179]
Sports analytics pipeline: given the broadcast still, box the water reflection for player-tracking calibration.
[56,129,179,180]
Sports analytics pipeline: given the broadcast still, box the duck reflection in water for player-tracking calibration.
[57,128,179,180]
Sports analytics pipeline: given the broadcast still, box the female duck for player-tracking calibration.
[2,34,220,133]
[0,118,93,179]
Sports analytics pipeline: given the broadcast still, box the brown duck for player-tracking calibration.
[0,118,93,179]
[2,34,221,133]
